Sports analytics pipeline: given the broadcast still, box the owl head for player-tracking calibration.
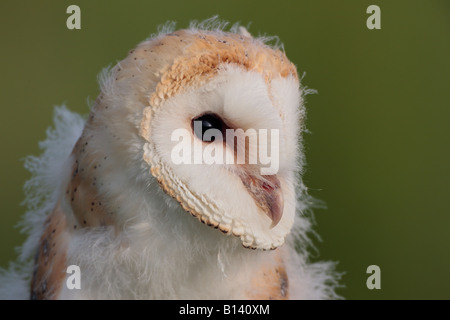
[83,22,305,250]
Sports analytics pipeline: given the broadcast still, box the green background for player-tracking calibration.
[0,0,449,299]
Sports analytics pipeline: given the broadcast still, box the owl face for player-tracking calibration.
[104,29,303,250]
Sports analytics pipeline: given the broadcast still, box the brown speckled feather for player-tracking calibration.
[30,139,114,299]
[30,203,68,300]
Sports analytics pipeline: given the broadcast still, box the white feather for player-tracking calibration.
[0,106,85,299]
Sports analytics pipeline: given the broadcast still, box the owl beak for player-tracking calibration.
[240,173,284,228]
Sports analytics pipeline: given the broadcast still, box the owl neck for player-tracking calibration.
[61,137,269,298]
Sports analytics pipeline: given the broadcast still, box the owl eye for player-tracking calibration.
[192,113,224,142]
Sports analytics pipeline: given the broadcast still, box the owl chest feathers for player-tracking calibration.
[31,138,289,299]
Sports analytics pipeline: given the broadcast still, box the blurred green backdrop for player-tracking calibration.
[0,0,449,299]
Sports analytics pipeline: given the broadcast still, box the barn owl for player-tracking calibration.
[0,19,339,300]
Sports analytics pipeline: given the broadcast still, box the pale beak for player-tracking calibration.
[240,173,284,228]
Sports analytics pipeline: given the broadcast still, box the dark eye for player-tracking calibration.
[191,113,224,142]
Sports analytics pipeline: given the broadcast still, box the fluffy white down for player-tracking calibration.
[0,106,85,299]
